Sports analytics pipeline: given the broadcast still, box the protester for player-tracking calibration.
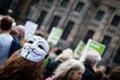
[34,30,45,38]
[45,59,85,80]
[43,48,73,79]
[109,66,120,80]
[95,65,106,73]
[14,25,25,46]
[15,25,25,39]
[0,16,14,65]
[0,35,49,80]
[95,70,105,80]
[43,47,63,74]
[95,65,108,80]
[9,28,22,57]
[81,50,101,80]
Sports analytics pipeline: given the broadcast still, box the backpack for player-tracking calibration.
[8,37,21,57]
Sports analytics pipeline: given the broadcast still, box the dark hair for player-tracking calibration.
[95,71,105,80]
[109,66,120,80]
[0,16,14,31]
[34,31,45,38]
[54,48,63,55]
[10,29,19,37]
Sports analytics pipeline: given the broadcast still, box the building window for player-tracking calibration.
[113,45,120,65]
[60,0,69,8]
[84,30,95,43]
[74,1,84,12]
[111,15,120,26]
[95,10,105,21]
[0,0,12,13]
[61,21,75,40]
[47,16,61,33]
[102,36,111,46]
[37,10,47,29]
[46,0,53,4]
[101,35,111,56]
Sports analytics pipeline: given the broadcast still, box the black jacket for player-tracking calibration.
[82,61,96,80]
[43,60,62,79]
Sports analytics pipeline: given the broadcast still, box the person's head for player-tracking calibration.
[10,28,19,37]
[109,66,120,80]
[105,66,112,75]
[53,59,85,80]
[95,71,105,80]
[0,35,49,80]
[96,65,106,73]
[54,48,63,55]
[0,16,14,32]
[20,35,49,62]
[55,48,73,62]
[34,31,45,38]
[15,25,25,39]
[85,50,101,67]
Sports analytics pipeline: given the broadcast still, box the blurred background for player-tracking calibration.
[0,0,120,67]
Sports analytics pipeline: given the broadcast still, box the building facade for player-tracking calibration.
[0,0,120,67]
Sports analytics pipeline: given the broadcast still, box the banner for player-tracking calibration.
[47,27,63,45]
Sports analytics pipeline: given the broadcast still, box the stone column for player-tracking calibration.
[19,0,33,20]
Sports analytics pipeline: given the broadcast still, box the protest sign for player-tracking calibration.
[47,27,63,45]
[74,41,85,58]
[24,21,38,40]
[87,39,106,55]
[80,39,106,61]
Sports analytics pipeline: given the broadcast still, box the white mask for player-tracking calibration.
[20,36,49,62]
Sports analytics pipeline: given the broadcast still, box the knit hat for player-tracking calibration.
[20,35,49,62]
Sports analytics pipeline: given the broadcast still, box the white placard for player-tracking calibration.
[24,21,38,40]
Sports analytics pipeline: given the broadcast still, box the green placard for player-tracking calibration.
[87,39,106,55]
[47,27,63,45]
[74,41,85,57]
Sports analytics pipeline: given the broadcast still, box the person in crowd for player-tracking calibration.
[45,59,85,80]
[95,65,108,80]
[0,35,49,80]
[104,66,112,80]
[10,28,19,37]
[8,28,22,58]
[82,50,101,80]
[14,25,25,46]
[15,25,25,39]
[95,70,105,80]
[34,30,45,38]
[43,47,63,75]
[49,47,63,62]
[0,16,14,65]
[43,48,73,79]
[109,66,120,80]
[95,65,106,73]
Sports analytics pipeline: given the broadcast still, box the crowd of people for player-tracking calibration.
[0,15,120,80]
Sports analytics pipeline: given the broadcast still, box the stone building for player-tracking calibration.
[0,0,120,67]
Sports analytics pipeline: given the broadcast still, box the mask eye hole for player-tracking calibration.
[28,41,33,44]
[38,45,44,50]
